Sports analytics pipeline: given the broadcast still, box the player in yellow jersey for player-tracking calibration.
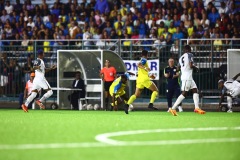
[109,72,133,111]
[124,50,159,114]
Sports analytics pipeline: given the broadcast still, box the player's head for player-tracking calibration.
[218,79,224,89]
[141,50,148,58]
[37,49,44,58]
[184,45,191,53]
[121,74,128,84]
[75,71,81,80]
[30,72,35,81]
[104,59,110,67]
[168,58,174,67]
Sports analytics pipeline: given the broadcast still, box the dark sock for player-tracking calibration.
[105,98,109,110]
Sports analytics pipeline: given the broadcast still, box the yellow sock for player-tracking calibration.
[111,101,118,106]
[150,91,158,103]
[127,95,136,105]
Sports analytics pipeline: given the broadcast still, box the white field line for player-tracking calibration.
[95,126,240,145]
[1,127,240,150]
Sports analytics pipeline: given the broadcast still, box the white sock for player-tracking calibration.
[40,90,53,102]
[25,92,37,107]
[172,94,185,110]
[193,93,199,109]
[227,96,232,109]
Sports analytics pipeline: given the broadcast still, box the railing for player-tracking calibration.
[0,38,239,101]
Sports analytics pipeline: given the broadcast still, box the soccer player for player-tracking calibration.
[21,49,56,112]
[169,45,205,116]
[124,50,159,114]
[100,60,117,110]
[218,73,240,113]
[109,72,133,111]
[164,58,183,112]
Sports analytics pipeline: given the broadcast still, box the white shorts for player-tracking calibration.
[230,87,240,97]
[32,77,51,90]
[181,80,197,91]
[0,75,8,86]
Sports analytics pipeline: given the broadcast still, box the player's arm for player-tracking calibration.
[219,87,227,107]
[188,53,199,72]
[45,65,57,72]
[232,73,240,81]
[138,63,150,72]
[164,67,169,78]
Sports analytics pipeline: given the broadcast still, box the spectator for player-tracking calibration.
[164,57,183,112]
[68,72,86,110]
[168,21,176,34]
[0,53,9,97]
[200,12,210,30]
[219,2,229,15]
[14,0,23,14]
[27,17,35,28]
[5,1,13,15]
[173,14,181,27]
[180,9,191,22]
[187,21,196,37]
[157,21,165,37]
[23,55,33,83]
[172,26,184,40]
[94,0,109,14]
[1,9,10,24]
[213,33,223,61]
[208,7,220,28]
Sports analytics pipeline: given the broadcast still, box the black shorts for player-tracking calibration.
[104,81,114,91]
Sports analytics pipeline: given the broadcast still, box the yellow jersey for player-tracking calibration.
[109,76,126,95]
[137,61,150,82]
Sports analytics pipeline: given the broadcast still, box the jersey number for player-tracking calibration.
[181,57,185,67]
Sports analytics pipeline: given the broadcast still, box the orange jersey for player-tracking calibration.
[25,80,33,95]
[100,67,116,82]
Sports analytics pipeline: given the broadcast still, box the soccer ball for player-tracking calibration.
[128,104,134,112]
[82,104,87,110]
[87,104,93,110]
[94,104,100,110]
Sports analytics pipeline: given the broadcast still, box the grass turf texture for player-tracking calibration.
[0,109,240,160]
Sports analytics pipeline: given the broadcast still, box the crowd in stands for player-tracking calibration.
[0,0,240,96]
[0,0,239,52]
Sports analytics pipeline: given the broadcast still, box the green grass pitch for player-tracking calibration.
[0,109,240,160]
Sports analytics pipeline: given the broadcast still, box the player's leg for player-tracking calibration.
[146,81,158,110]
[37,79,53,109]
[22,90,38,112]
[104,81,112,111]
[166,88,174,112]
[191,80,205,114]
[226,96,233,113]
[175,86,183,112]
[170,81,188,116]
[124,86,143,114]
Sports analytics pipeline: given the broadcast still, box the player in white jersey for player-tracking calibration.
[169,45,206,116]
[21,49,56,112]
[218,73,240,113]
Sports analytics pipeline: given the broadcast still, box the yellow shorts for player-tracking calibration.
[136,79,153,89]
[110,90,126,97]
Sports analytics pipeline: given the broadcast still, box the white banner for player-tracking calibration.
[123,59,159,80]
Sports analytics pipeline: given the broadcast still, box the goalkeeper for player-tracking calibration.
[109,72,133,111]
[124,50,159,114]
